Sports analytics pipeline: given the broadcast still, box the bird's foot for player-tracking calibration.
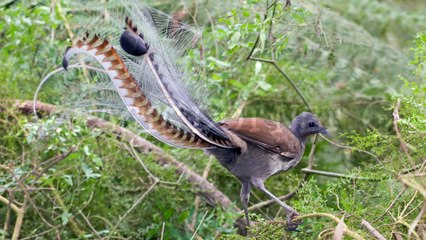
[285,211,302,231]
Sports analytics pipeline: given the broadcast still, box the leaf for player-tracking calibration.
[229,31,241,49]
[81,163,101,179]
[255,61,262,75]
[62,175,73,186]
[258,80,271,91]
[60,210,72,226]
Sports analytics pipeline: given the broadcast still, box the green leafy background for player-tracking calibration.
[0,0,425,239]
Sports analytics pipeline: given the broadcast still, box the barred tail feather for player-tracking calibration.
[63,35,210,148]
[55,2,246,150]
[122,15,235,149]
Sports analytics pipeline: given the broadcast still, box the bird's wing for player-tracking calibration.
[220,118,301,157]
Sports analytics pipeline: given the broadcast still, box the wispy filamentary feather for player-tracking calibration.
[48,1,242,149]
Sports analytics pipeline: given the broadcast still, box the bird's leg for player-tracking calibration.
[251,180,302,231]
[240,181,251,227]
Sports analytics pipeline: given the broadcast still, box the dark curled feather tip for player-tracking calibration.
[62,46,71,71]
[120,30,148,56]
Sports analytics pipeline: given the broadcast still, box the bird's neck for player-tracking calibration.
[289,126,309,145]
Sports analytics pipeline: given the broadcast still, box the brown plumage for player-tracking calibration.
[220,118,301,158]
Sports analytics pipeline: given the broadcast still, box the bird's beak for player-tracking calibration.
[319,127,331,137]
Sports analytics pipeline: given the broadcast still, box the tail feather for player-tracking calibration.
[63,35,209,148]
[58,3,244,150]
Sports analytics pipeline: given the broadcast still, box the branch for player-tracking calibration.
[0,195,25,240]
[301,168,379,181]
[320,135,381,164]
[408,199,426,238]
[294,213,364,240]
[361,219,386,240]
[393,98,412,164]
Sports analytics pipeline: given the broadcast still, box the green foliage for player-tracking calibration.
[1,0,426,239]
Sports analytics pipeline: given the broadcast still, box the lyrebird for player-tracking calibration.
[59,1,329,231]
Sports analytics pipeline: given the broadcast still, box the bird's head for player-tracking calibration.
[289,112,330,142]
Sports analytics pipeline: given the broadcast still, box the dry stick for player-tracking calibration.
[23,147,77,183]
[395,220,421,240]
[301,168,378,181]
[19,225,61,240]
[160,222,165,240]
[393,98,413,166]
[318,228,335,240]
[402,193,425,219]
[294,213,364,240]
[408,199,426,238]
[2,190,13,240]
[373,188,406,223]
[190,211,209,240]
[334,218,345,240]
[361,219,386,240]
[78,210,101,239]
[0,196,25,240]
[320,135,381,164]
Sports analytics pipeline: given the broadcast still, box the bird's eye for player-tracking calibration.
[308,122,316,128]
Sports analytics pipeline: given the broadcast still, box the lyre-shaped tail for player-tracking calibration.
[61,4,244,150]
[63,34,210,148]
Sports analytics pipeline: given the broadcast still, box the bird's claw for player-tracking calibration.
[285,211,302,231]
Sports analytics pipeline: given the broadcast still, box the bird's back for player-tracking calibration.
[207,117,305,183]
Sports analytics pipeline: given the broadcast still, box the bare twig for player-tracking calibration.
[78,210,101,239]
[320,135,381,164]
[301,168,378,181]
[190,211,209,240]
[294,213,364,240]
[408,200,426,238]
[393,98,413,164]
[160,222,165,240]
[318,228,335,239]
[0,195,25,240]
[361,219,386,240]
[374,188,406,222]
